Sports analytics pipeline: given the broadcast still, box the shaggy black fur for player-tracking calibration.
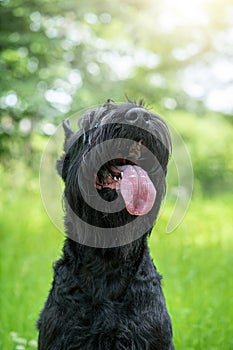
[37,100,174,350]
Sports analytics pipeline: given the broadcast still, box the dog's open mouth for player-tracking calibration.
[95,140,156,216]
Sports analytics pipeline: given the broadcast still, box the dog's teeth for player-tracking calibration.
[114,176,117,180]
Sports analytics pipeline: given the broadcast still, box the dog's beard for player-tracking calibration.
[63,142,165,247]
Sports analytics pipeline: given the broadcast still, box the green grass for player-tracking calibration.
[0,167,233,349]
[150,196,233,349]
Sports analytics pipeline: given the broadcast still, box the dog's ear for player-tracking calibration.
[56,119,74,178]
[63,119,74,149]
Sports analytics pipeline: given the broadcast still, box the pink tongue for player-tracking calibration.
[117,165,156,216]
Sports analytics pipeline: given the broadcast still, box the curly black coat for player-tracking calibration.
[37,100,174,350]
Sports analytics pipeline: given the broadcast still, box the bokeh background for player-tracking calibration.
[0,0,233,349]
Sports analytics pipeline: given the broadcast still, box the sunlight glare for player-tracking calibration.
[158,0,209,31]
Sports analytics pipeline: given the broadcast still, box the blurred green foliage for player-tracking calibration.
[166,111,233,194]
[0,0,233,194]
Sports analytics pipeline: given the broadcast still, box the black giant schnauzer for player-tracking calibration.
[37,100,174,350]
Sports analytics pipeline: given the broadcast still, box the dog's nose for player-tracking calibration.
[125,108,151,124]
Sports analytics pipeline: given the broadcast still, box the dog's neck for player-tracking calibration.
[58,235,154,302]
[62,234,150,273]
[62,205,153,275]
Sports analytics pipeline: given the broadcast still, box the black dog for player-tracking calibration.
[37,100,174,350]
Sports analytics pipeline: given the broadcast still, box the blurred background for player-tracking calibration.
[0,0,232,349]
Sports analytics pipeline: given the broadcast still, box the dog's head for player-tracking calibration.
[57,100,171,247]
